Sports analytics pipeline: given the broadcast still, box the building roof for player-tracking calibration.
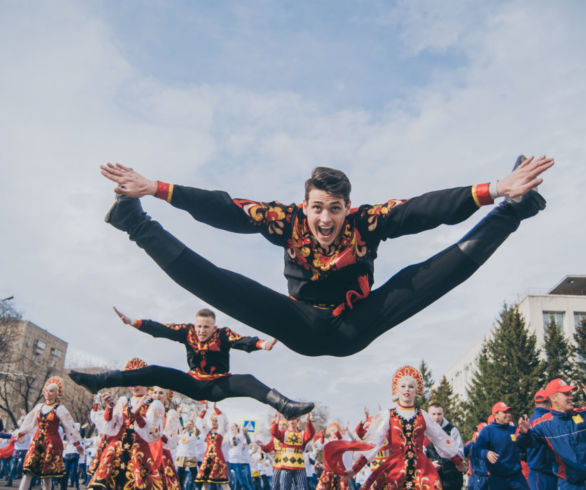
[549,275,586,296]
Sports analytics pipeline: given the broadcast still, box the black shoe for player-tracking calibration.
[68,370,100,394]
[104,195,147,233]
[265,389,314,420]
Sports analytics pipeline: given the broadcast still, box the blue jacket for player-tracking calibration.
[464,439,489,477]
[476,422,523,477]
[526,407,556,475]
[518,407,586,485]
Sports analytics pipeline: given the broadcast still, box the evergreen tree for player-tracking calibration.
[429,376,464,427]
[461,305,544,441]
[572,318,586,405]
[543,319,574,381]
[415,359,434,410]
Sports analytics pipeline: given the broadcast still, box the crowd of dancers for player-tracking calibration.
[1,364,585,489]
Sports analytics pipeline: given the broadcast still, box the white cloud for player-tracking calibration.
[1,0,585,425]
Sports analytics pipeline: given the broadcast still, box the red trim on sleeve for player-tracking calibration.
[133,320,142,329]
[352,455,368,473]
[155,181,174,203]
[73,441,81,447]
[255,340,264,349]
[104,406,113,422]
[472,183,493,206]
[451,455,463,465]
[135,414,146,428]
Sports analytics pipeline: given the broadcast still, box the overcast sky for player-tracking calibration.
[1,0,585,427]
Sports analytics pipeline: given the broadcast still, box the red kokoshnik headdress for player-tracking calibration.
[43,376,64,398]
[124,357,148,371]
[391,365,424,396]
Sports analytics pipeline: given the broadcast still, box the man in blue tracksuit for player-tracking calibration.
[526,389,557,490]
[476,401,529,489]
[518,379,586,490]
[465,422,490,490]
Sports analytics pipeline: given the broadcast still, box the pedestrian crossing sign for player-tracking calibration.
[243,420,256,434]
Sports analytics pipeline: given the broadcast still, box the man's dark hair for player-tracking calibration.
[304,167,351,204]
[428,402,444,410]
[196,308,216,320]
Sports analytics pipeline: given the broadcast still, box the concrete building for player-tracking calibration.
[0,319,68,427]
[444,275,586,399]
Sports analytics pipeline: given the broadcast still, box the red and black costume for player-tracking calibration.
[88,395,164,489]
[106,167,542,357]
[70,320,310,416]
[18,403,81,479]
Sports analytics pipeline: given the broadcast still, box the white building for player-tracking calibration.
[444,275,586,399]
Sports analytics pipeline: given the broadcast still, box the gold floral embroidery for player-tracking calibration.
[366,200,405,232]
[234,199,292,236]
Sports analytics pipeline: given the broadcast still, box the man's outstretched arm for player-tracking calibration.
[113,306,186,343]
[101,163,292,244]
[364,155,554,240]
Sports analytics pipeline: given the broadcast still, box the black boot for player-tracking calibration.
[457,156,546,265]
[264,389,314,420]
[68,370,126,394]
[104,195,185,267]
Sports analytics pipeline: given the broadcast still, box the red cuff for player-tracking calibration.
[155,181,174,203]
[213,407,222,416]
[451,455,463,465]
[133,320,142,329]
[135,414,146,428]
[199,409,207,419]
[73,441,81,447]
[472,183,493,206]
[255,340,264,349]
[352,455,368,473]
[161,434,168,444]
[104,406,113,422]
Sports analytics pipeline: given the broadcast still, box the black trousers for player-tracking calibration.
[134,217,480,356]
[98,366,271,402]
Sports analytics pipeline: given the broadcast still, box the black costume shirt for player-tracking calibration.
[135,320,262,380]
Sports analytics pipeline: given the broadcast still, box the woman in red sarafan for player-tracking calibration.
[348,366,468,490]
[195,402,230,490]
[150,386,182,489]
[88,357,165,489]
[15,376,83,490]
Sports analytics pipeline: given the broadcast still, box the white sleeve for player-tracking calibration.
[134,399,164,444]
[163,409,181,451]
[422,411,459,459]
[56,405,82,446]
[361,410,390,463]
[14,404,41,437]
[449,425,465,458]
[195,414,210,438]
[216,411,228,436]
[96,398,125,436]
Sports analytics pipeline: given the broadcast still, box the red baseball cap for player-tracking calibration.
[544,378,577,397]
[534,389,548,402]
[492,401,513,416]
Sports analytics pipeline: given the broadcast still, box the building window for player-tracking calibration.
[543,311,565,328]
[574,312,586,329]
[50,347,62,358]
[34,340,46,356]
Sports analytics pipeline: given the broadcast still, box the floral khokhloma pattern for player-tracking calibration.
[196,432,228,484]
[89,401,162,489]
[23,405,66,478]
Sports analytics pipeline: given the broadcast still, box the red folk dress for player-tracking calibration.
[357,406,463,490]
[195,407,229,485]
[88,395,165,489]
[17,403,81,479]
[150,408,182,490]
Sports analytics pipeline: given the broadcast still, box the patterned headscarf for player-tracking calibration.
[391,365,424,398]
[43,376,64,398]
[124,357,148,371]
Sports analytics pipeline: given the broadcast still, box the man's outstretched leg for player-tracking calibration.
[104,197,327,355]
[68,367,314,420]
[332,156,548,355]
